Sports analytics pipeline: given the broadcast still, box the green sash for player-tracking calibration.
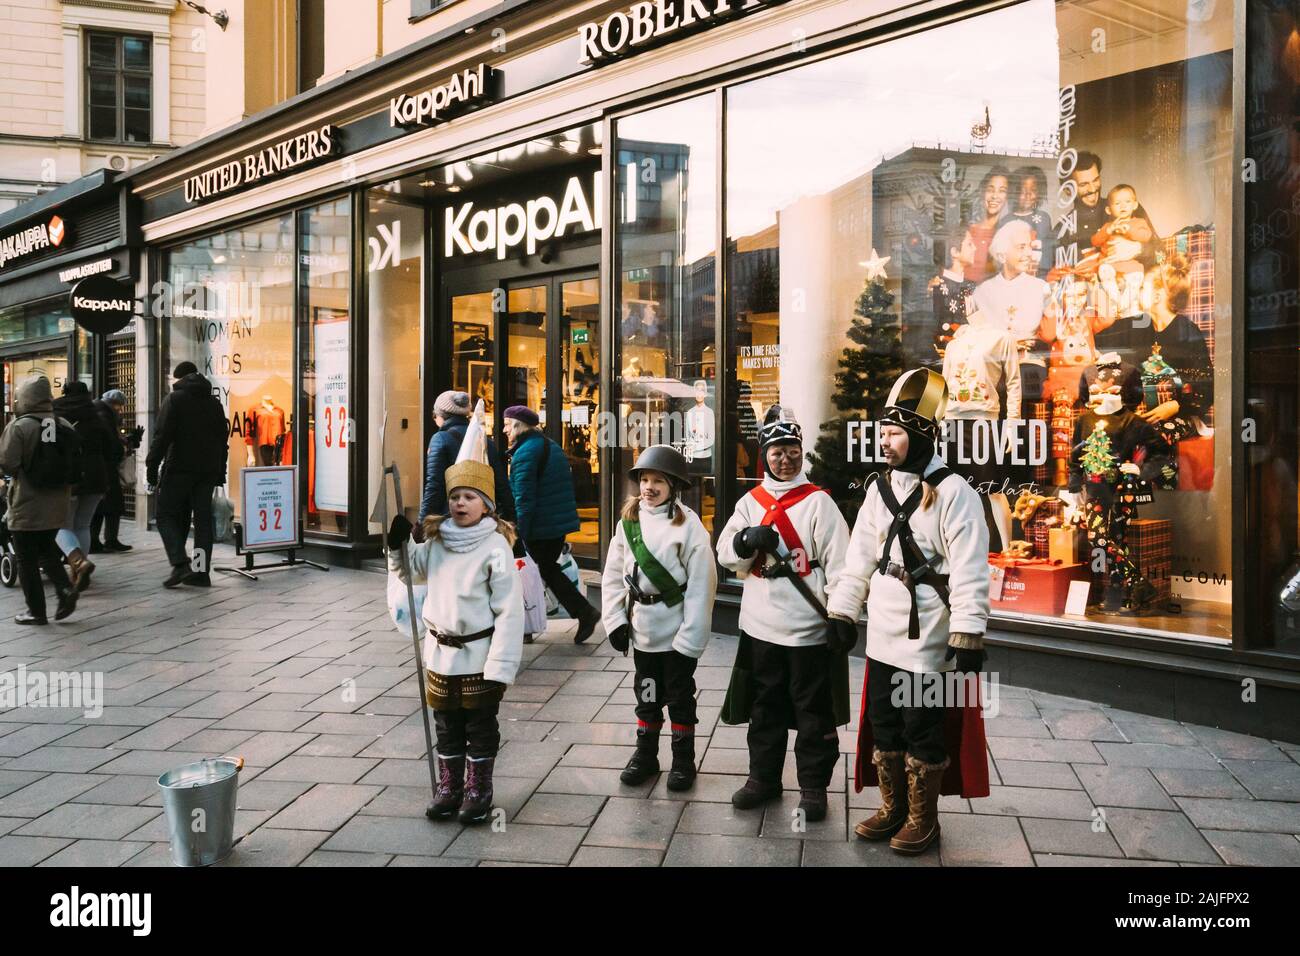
[621,518,685,608]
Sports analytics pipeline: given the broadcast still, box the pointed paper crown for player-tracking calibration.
[759,404,802,449]
[882,368,948,440]
[445,399,495,509]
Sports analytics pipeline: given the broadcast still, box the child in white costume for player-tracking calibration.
[601,444,717,791]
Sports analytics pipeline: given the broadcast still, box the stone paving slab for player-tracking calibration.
[2,536,1297,867]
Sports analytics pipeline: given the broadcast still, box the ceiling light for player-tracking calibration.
[418,179,437,187]
[446,184,462,193]
[587,146,603,156]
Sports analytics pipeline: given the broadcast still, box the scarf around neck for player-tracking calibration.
[761,472,810,496]
[438,516,499,553]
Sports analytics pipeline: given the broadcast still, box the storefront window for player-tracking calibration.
[366,185,424,529]
[1246,0,1300,655]
[724,0,1233,641]
[164,214,295,522]
[299,197,352,537]
[614,94,718,533]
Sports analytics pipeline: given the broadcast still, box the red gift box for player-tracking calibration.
[1177,435,1214,492]
[989,553,1091,616]
[1128,518,1172,602]
[1025,499,1065,559]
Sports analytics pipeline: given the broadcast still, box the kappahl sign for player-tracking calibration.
[388,64,498,128]
[69,274,135,334]
[577,0,792,65]
[444,173,601,260]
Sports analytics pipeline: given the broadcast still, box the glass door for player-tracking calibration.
[559,274,600,560]
[2,348,71,430]
[450,287,497,434]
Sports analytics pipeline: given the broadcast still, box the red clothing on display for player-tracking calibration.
[245,403,287,447]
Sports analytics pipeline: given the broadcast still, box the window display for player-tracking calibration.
[724,0,1232,641]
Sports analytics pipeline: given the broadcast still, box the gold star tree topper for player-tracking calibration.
[859,249,891,281]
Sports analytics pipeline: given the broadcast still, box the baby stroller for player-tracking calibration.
[0,479,17,588]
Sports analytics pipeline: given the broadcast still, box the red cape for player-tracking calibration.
[853,659,991,798]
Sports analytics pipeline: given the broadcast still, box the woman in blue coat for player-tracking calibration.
[503,405,600,643]
[420,391,513,522]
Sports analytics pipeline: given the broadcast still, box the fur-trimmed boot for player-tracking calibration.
[620,720,661,785]
[854,748,907,840]
[889,754,949,855]
[458,756,495,825]
[426,753,465,820]
[666,724,696,792]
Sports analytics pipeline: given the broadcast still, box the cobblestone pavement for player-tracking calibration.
[1,534,1298,867]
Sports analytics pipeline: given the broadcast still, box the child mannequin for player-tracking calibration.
[601,445,718,791]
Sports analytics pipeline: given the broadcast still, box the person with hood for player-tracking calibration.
[0,375,79,624]
[827,368,991,856]
[503,404,601,644]
[716,405,853,823]
[601,444,718,791]
[52,380,116,592]
[146,361,229,588]
[419,390,513,521]
[90,389,137,553]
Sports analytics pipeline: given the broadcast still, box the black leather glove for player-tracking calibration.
[607,623,630,656]
[944,643,987,674]
[733,524,780,559]
[512,536,527,559]
[826,617,859,654]
[387,515,413,551]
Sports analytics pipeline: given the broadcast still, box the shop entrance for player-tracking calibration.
[447,268,601,559]
[1,343,71,429]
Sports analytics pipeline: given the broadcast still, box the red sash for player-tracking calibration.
[748,483,824,578]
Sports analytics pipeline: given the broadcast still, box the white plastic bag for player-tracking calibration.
[388,569,428,635]
[212,490,235,543]
[545,542,583,617]
[517,554,548,635]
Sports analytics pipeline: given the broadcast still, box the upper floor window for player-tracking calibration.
[87,31,151,144]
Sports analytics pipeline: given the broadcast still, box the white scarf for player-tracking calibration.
[760,471,810,496]
[438,516,499,553]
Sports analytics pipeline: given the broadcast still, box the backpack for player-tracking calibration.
[24,416,83,489]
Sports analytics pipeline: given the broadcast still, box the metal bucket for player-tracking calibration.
[157,756,244,867]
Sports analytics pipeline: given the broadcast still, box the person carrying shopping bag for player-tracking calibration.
[601,445,717,791]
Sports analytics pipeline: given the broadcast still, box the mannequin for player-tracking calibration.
[941,323,1020,551]
[684,379,714,467]
[246,395,287,466]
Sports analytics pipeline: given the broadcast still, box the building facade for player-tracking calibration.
[118,0,1300,740]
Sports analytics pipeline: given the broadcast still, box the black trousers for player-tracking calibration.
[746,635,841,789]
[434,702,501,760]
[866,657,948,765]
[12,528,72,619]
[632,647,698,728]
[526,536,592,620]
[156,473,215,572]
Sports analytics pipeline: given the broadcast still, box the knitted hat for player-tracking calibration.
[434,389,471,418]
[445,399,495,510]
[503,404,539,427]
[102,389,127,404]
[173,361,198,379]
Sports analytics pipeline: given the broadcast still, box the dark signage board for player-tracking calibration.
[69,274,135,334]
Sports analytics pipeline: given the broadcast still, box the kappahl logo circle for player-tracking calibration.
[48,215,66,246]
[69,274,134,334]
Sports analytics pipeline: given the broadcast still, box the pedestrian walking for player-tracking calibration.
[503,404,601,643]
[89,389,139,553]
[717,405,853,822]
[419,390,513,521]
[0,375,79,624]
[601,444,717,791]
[145,361,229,588]
[827,367,991,855]
[387,439,524,825]
[53,380,116,592]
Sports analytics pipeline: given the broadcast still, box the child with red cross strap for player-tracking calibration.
[717,404,851,824]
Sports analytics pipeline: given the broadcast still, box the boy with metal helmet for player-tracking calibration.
[601,444,717,791]
[717,405,853,823]
[826,367,992,855]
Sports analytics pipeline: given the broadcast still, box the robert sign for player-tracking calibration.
[576,0,792,65]
[69,274,135,334]
[444,173,600,260]
[184,125,338,204]
[388,64,498,128]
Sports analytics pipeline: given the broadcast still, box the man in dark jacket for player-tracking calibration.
[146,361,229,588]
[418,390,513,521]
[89,389,136,553]
[504,404,600,644]
[53,380,117,592]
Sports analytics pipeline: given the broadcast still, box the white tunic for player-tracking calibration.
[971,272,1051,366]
[600,500,718,658]
[827,456,990,673]
[716,473,850,646]
[389,531,524,685]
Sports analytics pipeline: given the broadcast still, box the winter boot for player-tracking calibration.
[854,749,908,840]
[426,753,465,820]
[731,777,782,810]
[104,515,132,551]
[798,789,828,823]
[620,721,661,785]
[573,606,601,645]
[889,754,949,855]
[163,564,187,588]
[458,756,495,825]
[666,724,696,792]
[66,549,94,593]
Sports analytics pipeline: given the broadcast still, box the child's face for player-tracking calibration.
[956,232,977,268]
[1107,188,1138,220]
[638,471,671,506]
[448,489,488,526]
[1017,177,1040,212]
[1065,278,1090,311]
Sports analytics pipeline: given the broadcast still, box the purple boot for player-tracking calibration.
[458,756,495,825]
[427,753,465,820]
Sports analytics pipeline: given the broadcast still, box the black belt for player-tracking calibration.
[878,562,951,641]
[631,581,688,606]
[755,558,821,579]
[432,625,495,649]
